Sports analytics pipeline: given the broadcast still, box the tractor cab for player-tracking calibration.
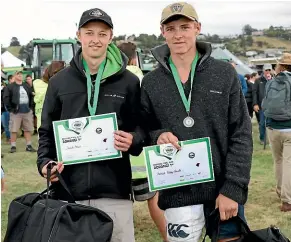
[26,39,79,79]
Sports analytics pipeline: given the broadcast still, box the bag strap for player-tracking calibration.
[46,163,76,204]
[202,209,251,242]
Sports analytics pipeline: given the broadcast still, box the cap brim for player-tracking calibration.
[161,14,196,24]
[276,59,291,65]
[79,18,113,29]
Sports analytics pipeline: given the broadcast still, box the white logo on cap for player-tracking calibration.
[89,9,103,17]
[171,3,183,13]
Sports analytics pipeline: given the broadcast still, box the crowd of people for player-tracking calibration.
[1,1,291,242]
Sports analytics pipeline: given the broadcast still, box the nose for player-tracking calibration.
[173,29,183,39]
[91,33,101,43]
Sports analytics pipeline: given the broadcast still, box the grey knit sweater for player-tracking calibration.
[140,42,253,210]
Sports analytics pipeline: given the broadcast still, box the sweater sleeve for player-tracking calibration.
[140,84,170,145]
[219,70,253,205]
[252,79,259,107]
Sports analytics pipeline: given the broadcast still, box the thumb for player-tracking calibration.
[215,198,219,209]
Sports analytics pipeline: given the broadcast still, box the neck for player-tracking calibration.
[15,80,22,85]
[83,53,106,75]
[171,46,197,69]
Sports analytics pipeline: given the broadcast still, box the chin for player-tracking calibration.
[173,49,188,55]
[89,52,104,59]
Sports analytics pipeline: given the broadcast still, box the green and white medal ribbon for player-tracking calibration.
[169,52,199,127]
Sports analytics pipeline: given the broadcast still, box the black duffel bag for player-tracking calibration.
[4,163,113,242]
[204,209,290,242]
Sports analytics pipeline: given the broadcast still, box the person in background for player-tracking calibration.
[1,80,10,143]
[117,42,144,83]
[3,71,36,153]
[26,74,35,93]
[33,61,66,130]
[248,73,260,123]
[25,74,37,135]
[118,41,167,241]
[244,74,253,118]
[230,60,248,96]
[253,63,273,145]
[1,166,5,193]
[263,53,291,212]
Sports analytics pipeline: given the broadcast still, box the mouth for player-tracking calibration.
[90,46,102,50]
[173,42,185,45]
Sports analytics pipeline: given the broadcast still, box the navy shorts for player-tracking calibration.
[218,205,245,239]
[205,203,246,239]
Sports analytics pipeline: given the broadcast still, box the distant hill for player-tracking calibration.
[6,46,22,58]
[252,36,291,50]
[224,36,291,55]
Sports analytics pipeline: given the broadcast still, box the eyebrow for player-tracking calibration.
[84,29,107,32]
[181,23,191,26]
[165,23,191,28]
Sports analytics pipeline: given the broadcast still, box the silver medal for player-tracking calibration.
[183,116,194,128]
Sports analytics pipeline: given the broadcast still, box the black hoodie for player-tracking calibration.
[37,45,145,201]
[140,42,253,210]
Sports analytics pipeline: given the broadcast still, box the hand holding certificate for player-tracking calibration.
[53,113,122,165]
[144,137,215,192]
[114,131,133,152]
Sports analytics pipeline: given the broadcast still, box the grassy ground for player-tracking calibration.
[1,124,291,241]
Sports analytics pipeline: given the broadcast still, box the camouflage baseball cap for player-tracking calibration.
[160,2,199,24]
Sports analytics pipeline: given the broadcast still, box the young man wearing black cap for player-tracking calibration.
[141,2,252,242]
[37,8,144,242]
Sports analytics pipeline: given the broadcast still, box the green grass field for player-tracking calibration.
[1,123,291,241]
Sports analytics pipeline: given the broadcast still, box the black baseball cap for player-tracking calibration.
[78,8,113,29]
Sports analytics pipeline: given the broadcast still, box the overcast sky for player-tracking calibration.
[1,0,291,47]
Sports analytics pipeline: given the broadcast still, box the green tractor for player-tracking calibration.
[26,39,79,79]
[2,39,79,80]
[136,48,157,74]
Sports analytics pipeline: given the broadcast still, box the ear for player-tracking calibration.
[76,30,81,42]
[195,22,201,36]
[160,25,166,38]
[109,29,113,44]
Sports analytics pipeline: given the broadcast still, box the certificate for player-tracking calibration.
[53,113,122,165]
[144,137,214,192]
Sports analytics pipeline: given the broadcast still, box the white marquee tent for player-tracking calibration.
[1,51,25,68]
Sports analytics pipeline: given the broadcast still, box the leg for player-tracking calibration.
[1,112,10,141]
[281,131,291,211]
[9,113,21,152]
[148,192,168,241]
[259,110,266,143]
[22,111,36,152]
[255,111,260,124]
[132,178,167,241]
[165,205,205,242]
[10,132,17,144]
[246,102,253,118]
[24,131,32,144]
[1,168,5,193]
[267,128,283,198]
[89,198,135,242]
[33,114,38,134]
